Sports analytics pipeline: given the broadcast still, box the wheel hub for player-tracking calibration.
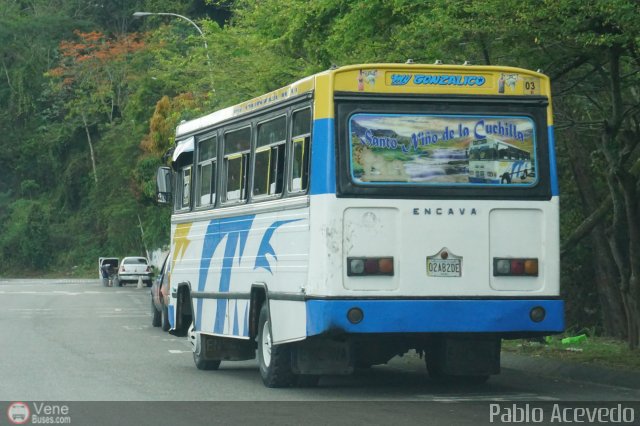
[261,320,272,367]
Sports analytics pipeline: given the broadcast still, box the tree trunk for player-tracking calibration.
[605,170,635,347]
[562,132,627,337]
[599,45,640,349]
[81,113,98,184]
[619,170,640,348]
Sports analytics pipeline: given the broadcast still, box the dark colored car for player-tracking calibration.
[151,254,171,331]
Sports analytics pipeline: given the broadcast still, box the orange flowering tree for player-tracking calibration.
[47,30,147,183]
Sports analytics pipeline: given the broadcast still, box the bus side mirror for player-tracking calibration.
[156,166,173,205]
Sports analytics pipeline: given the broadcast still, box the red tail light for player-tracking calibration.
[493,258,538,276]
[347,257,394,276]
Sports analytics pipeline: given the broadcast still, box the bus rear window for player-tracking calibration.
[349,113,537,187]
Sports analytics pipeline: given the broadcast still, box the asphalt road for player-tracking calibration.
[1,279,639,425]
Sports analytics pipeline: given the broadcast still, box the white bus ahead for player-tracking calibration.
[156,63,563,387]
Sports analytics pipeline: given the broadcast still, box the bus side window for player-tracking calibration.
[196,136,217,207]
[223,127,251,203]
[174,171,182,211]
[177,166,191,210]
[290,108,311,193]
[499,147,509,160]
[254,116,286,198]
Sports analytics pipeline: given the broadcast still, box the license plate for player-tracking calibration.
[427,259,461,277]
[427,247,462,277]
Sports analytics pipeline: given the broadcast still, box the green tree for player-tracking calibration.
[46,30,147,184]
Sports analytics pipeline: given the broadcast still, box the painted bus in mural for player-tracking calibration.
[468,135,533,184]
[156,63,563,387]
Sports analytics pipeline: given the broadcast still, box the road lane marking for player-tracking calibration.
[98,313,151,318]
[8,308,53,311]
[422,393,558,402]
[0,290,148,295]
[168,350,191,354]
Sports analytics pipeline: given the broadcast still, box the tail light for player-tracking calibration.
[493,258,538,276]
[347,257,394,276]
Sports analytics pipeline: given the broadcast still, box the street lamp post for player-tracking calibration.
[133,11,214,91]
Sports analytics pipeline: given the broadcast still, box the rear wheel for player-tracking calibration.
[257,303,295,388]
[295,374,320,387]
[460,375,490,385]
[426,348,490,385]
[161,305,170,331]
[192,331,221,371]
[151,299,161,327]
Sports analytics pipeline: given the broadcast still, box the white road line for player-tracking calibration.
[1,290,147,295]
[424,393,558,402]
[168,350,191,354]
[8,308,53,311]
[99,315,148,318]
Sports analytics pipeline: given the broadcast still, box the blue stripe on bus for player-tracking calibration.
[310,118,336,195]
[306,299,564,335]
[195,215,255,333]
[548,125,559,196]
[468,177,500,184]
[168,304,175,329]
[243,303,250,337]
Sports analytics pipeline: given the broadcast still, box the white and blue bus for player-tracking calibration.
[156,63,563,387]
[468,135,533,184]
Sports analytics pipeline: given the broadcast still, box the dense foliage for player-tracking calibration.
[0,0,638,347]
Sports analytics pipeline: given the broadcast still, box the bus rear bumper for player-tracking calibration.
[305,299,564,336]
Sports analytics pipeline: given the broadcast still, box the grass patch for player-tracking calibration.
[0,265,95,279]
[503,335,640,371]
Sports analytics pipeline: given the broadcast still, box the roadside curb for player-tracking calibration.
[0,278,92,284]
[501,352,640,390]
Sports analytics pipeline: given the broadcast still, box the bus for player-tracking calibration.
[156,63,563,387]
[468,136,534,184]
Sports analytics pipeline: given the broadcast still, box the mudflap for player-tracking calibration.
[204,335,255,361]
[429,334,501,376]
[292,337,354,375]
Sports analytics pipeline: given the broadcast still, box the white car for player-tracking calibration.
[117,256,153,287]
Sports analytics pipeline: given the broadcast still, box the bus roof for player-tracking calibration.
[175,63,550,139]
[471,135,530,152]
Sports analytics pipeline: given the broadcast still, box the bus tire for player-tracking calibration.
[151,299,161,327]
[295,374,320,387]
[425,352,489,385]
[193,333,221,371]
[257,303,295,388]
[425,350,445,381]
[460,375,490,385]
[161,305,170,331]
[501,174,511,184]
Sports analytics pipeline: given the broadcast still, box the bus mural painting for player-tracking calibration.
[157,63,562,388]
[350,115,534,185]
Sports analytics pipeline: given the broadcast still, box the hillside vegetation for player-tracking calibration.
[0,0,639,348]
